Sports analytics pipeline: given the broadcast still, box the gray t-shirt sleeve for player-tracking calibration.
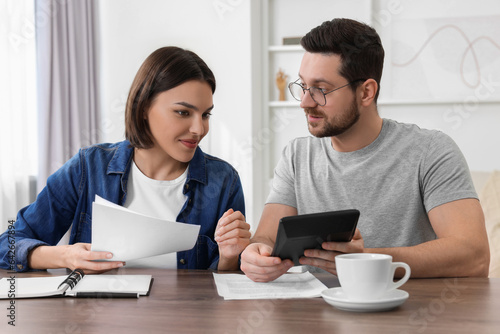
[421,131,478,212]
[266,142,298,208]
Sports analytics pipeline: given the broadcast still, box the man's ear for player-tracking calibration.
[358,79,378,107]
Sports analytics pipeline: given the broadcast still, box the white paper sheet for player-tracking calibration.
[212,272,328,300]
[91,196,200,261]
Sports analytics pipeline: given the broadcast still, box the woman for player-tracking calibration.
[0,47,250,273]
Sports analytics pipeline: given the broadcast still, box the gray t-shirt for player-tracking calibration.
[266,119,478,248]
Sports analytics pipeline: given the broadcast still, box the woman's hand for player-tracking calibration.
[29,243,125,274]
[215,209,251,270]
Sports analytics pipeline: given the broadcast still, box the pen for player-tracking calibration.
[75,292,139,298]
[57,269,85,291]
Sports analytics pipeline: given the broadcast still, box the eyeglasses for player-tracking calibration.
[288,78,366,106]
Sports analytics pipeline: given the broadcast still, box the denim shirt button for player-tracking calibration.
[180,259,186,265]
[185,184,189,190]
[17,264,23,270]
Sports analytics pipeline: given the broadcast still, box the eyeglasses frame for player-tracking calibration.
[288,78,366,106]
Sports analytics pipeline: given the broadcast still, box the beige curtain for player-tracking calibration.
[36,0,100,192]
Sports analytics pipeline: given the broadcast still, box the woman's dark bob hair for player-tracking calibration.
[125,46,216,149]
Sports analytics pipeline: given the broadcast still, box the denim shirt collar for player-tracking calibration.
[185,146,207,185]
[106,140,208,188]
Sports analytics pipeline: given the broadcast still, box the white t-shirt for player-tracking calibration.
[123,161,188,268]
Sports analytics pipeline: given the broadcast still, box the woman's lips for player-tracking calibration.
[180,139,198,149]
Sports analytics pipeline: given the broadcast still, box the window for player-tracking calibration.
[0,0,38,230]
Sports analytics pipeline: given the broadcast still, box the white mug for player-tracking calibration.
[335,253,411,301]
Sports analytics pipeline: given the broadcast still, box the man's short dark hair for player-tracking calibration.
[301,18,384,101]
[125,47,216,149]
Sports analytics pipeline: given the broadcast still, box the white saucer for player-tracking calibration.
[321,287,409,312]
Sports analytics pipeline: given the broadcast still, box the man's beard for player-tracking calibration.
[305,98,360,138]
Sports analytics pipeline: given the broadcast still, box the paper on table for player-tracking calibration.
[212,272,328,300]
[91,195,200,261]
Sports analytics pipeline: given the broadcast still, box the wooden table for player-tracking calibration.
[1,268,499,333]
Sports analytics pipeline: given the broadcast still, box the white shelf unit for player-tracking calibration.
[260,0,307,200]
[268,45,304,52]
[256,0,373,214]
[268,100,300,108]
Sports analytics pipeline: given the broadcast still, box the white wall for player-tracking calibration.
[96,0,500,230]
[374,0,500,172]
[96,0,258,223]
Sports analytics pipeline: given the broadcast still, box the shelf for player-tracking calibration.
[268,45,304,52]
[269,101,301,107]
[268,98,500,108]
[377,99,500,106]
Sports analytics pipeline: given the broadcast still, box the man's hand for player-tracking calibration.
[240,243,294,282]
[299,228,365,275]
[215,209,251,270]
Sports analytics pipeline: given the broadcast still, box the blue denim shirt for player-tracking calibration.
[0,141,245,272]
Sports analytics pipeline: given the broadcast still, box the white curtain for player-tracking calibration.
[0,0,38,231]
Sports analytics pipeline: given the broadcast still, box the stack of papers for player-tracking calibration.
[213,272,328,300]
[91,196,200,261]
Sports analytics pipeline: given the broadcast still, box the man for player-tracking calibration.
[240,18,489,282]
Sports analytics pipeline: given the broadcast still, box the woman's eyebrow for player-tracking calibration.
[174,101,198,110]
[174,101,214,112]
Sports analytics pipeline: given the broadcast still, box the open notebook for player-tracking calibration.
[0,269,153,299]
